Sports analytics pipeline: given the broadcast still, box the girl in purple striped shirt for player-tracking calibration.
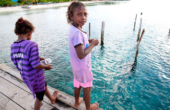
[11,17,59,110]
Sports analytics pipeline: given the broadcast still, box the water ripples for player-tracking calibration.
[1,0,170,109]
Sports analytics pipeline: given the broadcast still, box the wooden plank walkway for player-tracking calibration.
[0,63,103,110]
[0,92,24,110]
[0,75,55,110]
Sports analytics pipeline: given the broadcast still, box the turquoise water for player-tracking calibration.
[1,0,170,109]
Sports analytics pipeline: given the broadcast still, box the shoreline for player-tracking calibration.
[0,1,123,13]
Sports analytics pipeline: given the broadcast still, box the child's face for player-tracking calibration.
[71,6,87,27]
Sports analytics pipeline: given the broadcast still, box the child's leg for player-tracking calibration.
[83,87,99,110]
[34,98,42,110]
[74,87,83,108]
[45,86,59,104]
[83,87,91,110]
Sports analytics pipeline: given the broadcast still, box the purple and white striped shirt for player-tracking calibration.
[11,39,45,98]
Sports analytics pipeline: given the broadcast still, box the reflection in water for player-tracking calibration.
[100,45,104,50]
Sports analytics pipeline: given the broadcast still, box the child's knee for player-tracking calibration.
[83,87,91,92]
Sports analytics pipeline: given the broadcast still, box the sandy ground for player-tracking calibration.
[0,1,108,13]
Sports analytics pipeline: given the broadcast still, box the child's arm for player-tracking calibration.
[29,43,52,70]
[34,64,53,70]
[76,39,99,59]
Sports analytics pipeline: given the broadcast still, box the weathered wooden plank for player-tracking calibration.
[0,76,54,110]
[0,64,103,110]
[0,63,22,80]
[0,70,76,110]
[0,93,24,110]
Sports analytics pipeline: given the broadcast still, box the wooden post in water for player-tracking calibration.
[134,29,145,62]
[137,18,142,41]
[89,23,91,39]
[133,14,137,30]
[101,21,105,45]
[138,29,145,43]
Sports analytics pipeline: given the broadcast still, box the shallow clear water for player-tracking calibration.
[1,0,170,109]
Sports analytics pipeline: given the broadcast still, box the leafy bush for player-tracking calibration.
[0,0,80,7]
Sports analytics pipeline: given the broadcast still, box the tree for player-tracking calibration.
[17,0,22,3]
[39,0,47,3]
[0,0,14,6]
[53,0,59,2]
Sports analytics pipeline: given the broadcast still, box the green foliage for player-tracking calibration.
[39,0,47,3]
[17,0,22,3]
[52,0,69,3]
[0,0,15,6]
[0,0,73,7]
[53,0,58,2]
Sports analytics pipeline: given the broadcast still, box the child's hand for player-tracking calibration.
[40,57,45,61]
[44,64,53,70]
[88,39,94,44]
[92,39,99,46]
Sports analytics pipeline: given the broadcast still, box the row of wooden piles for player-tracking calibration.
[88,13,145,66]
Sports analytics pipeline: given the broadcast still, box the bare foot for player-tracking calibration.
[74,97,83,108]
[90,103,99,110]
[51,90,59,104]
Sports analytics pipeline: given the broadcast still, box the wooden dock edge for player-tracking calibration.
[0,63,103,110]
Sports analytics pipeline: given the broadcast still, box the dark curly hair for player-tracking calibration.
[14,17,35,35]
[66,1,86,24]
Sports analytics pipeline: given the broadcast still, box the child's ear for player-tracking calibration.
[27,33,30,36]
[70,15,73,21]
[27,32,32,38]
